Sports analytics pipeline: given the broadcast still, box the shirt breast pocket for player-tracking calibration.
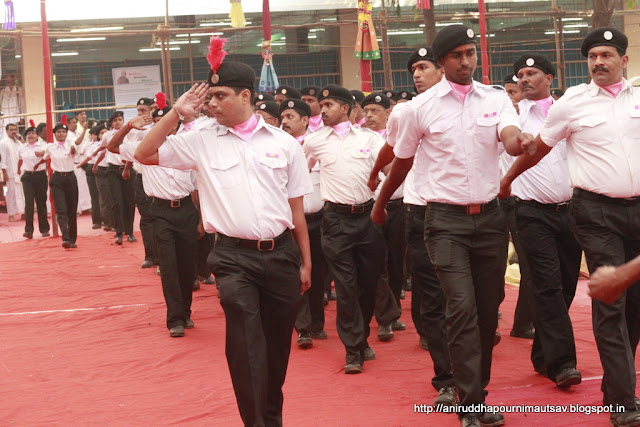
[428,120,455,148]
[258,153,288,185]
[475,115,500,143]
[352,147,371,159]
[209,155,242,189]
[628,106,640,133]
[577,116,606,130]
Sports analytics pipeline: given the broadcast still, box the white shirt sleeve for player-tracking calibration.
[393,106,422,159]
[303,134,319,169]
[119,141,136,163]
[370,132,385,163]
[287,140,313,199]
[156,131,201,171]
[497,91,521,135]
[539,101,570,148]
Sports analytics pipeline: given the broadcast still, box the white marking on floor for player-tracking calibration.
[0,303,149,316]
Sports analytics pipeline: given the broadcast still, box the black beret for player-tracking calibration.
[350,90,365,103]
[319,85,355,105]
[152,107,171,119]
[137,98,154,107]
[513,54,556,77]
[384,90,398,101]
[208,61,255,90]
[275,85,301,99]
[432,24,477,61]
[581,27,627,57]
[397,91,414,101]
[407,47,436,72]
[503,73,519,85]
[279,98,311,118]
[254,93,275,104]
[301,86,322,98]
[361,93,391,109]
[257,101,280,119]
[53,123,68,133]
[23,126,37,137]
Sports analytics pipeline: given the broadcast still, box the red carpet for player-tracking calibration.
[0,214,637,426]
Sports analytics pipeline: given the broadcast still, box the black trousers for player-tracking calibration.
[151,197,198,329]
[515,200,582,379]
[424,201,508,415]
[107,164,135,236]
[209,231,301,427]
[295,210,329,334]
[21,170,50,234]
[134,172,157,262]
[570,189,640,410]
[500,196,535,332]
[321,206,385,365]
[95,166,115,229]
[405,204,453,391]
[197,232,214,278]
[82,163,101,226]
[50,172,78,243]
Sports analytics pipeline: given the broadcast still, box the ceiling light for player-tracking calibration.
[155,40,201,45]
[176,32,222,37]
[544,30,580,34]
[200,21,251,27]
[52,52,79,56]
[70,26,123,33]
[561,18,583,21]
[56,37,106,42]
[139,47,180,52]
[387,30,423,35]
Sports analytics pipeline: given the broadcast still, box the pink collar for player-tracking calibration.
[448,80,473,102]
[533,96,554,117]
[231,114,260,141]
[375,128,387,138]
[332,121,351,138]
[295,134,305,144]
[56,141,66,148]
[354,117,366,128]
[309,115,323,132]
[596,80,625,98]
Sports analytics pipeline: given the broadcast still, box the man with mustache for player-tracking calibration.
[500,54,582,387]
[372,24,535,427]
[499,27,640,427]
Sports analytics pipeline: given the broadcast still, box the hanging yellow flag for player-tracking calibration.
[229,0,246,28]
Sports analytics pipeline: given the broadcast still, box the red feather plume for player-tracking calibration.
[29,119,35,128]
[155,92,167,110]
[207,35,228,74]
[61,114,67,126]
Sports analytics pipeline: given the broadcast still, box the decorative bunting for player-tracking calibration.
[229,0,246,28]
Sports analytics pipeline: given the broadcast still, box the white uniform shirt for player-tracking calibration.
[18,143,46,172]
[500,98,572,204]
[44,142,77,172]
[192,116,217,131]
[304,123,385,205]
[540,79,640,198]
[0,137,20,178]
[102,129,124,166]
[157,114,312,239]
[393,77,520,204]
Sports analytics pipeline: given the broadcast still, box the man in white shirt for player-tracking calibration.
[135,58,312,427]
[280,98,330,349]
[300,86,324,133]
[0,73,24,137]
[501,53,583,387]
[17,123,49,238]
[0,123,25,221]
[304,84,386,374]
[500,27,640,427]
[372,25,534,427]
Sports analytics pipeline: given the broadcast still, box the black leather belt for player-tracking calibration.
[305,208,324,222]
[325,199,374,215]
[108,164,125,170]
[23,170,46,174]
[427,198,499,216]
[215,229,291,252]
[53,171,73,176]
[386,198,404,211]
[574,188,640,207]
[151,195,192,208]
[514,197,570,212]
[405,204,426,214]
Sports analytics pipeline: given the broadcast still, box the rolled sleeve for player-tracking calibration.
[119,141,137,163]
[497,92,521,135]
[287,141,313,199]
[157,132,200,171]
[539,101,569,148]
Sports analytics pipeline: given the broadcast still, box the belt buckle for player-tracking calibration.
[257,239,275,251]
[170,199,181,208]
[466,204,482,215]
[351,204,365,214]
[556,202,569,211]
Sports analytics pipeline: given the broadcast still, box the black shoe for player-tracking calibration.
[297,332,313,349]
[184,319,194,329]
[378,324,394,341]
[127,235,137,243]
[434,386,457,406]
[329,289,337,301]
[103,226,112,232]
[92,223,101,229]
[400,289,405,300]
[310,330,327,340]
[62,240,72,248]
[323,292,329,306]
[419,336,429,351]
[69,243,77,248]
[42,232,51,237]
[193,280,200,291]
[610,409,640,427]
[554,367,581,388]
[391,320,406,331]
[364,346,376,361]
[169,326,185,337]
[404,277,412,291]
[141,259,154,268]
[479,411,505,426]
[23,232,33,239]
[510,328,535,339]
[115,235,123,245]
[461,415,481,427]
[534,365,547,376]
[344,363,363,374]
[636,397,640,410]
[493,331,501,346]
[202,276,216,285]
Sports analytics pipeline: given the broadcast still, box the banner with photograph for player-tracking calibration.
[112,65,161,122]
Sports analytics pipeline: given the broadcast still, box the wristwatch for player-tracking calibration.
[175,109,185,121]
